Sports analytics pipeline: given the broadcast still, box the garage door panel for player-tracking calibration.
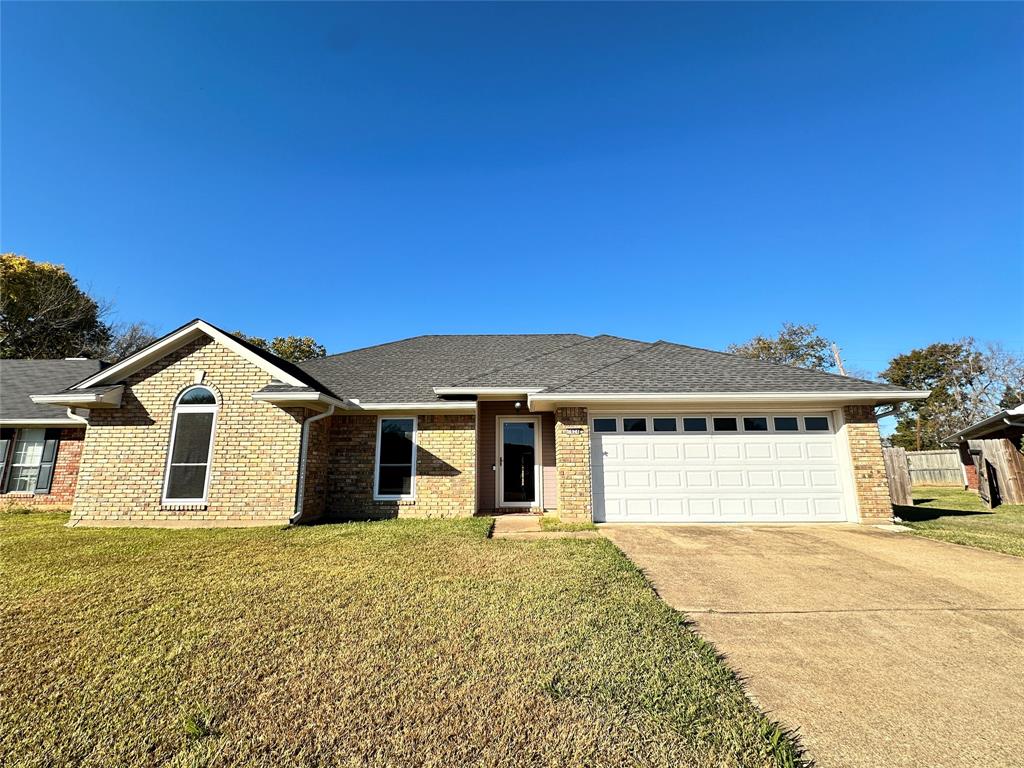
[592,415,850,523]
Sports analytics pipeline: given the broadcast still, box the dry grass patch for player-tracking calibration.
[0,510,804,767]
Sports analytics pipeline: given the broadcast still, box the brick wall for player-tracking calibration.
[0,427,85,508]
[957,443,979,490]
[70,337,307,526]
[323,413,476,519]
[299,415,331,522]
[554,407,592,520]
[842,405,893,523]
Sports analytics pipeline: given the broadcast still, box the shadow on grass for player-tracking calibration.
[893,504,992,522]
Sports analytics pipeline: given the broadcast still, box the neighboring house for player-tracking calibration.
[0,359,105,505]
[943,404,1024,505]
[26,318,928,527]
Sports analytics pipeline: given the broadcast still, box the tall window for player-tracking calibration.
[6,429,46,492]
[163,386,218,503]
[374,417,416,499]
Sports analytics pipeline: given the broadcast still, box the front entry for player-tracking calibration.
[498,417,540,507]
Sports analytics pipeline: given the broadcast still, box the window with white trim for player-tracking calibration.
[6,429,46,492]
[163,386,218,503]
[375,417,416,499]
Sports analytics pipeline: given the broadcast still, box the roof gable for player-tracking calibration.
[69,319,325,392]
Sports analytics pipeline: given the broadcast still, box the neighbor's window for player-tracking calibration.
[774,417,799,431]
[743,417,769,432]
[712,417,738,432]
[375,417,416,498]
[804,416,830,431]
[682,417,708,432]
[163,386,218,503]
[593,418,617,433]
[623,417,647,432]
[5,429,46,492]
[653,417,677,432]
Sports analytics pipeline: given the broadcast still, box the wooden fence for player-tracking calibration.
[971,438,1024,508]
[905,450,963,486]
[882,447,913,506]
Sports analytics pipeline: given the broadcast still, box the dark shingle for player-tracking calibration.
[298,335,587,402]
[0,359,106,421]
[545,341,903,393]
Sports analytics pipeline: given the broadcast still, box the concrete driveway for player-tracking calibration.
[601,524,1024,767]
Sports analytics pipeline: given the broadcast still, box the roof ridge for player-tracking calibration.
[307,333,587,364]
[450,335,598,386]
[655,339,887,388]
[547,340,663,392]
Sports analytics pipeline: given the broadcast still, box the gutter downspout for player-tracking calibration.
[291,405,335,524]
[66,407,89,425]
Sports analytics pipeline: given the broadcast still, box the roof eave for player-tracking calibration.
[942,406,1024,444]
[29,385,125,409]
[527,390,930,411]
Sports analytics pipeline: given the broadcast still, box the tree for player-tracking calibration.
[879,339,1024,450]
[104,321,160,362]
[727,322,836,372]
[0,253,111,359]
[232,331,327,363]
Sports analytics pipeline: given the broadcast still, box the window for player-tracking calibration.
[163,386,218,503]
[653,417,677,432]
[743,417,768,432]
[712,417,738,432]
[6,429,45,492]
[804,416,830,431]
[774,416,799,431]
[623,417,647,432]
[375,417,416,498]
[682,417,708,432]
[593,418,617,433]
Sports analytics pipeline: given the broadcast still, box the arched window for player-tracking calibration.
[162,386,218,503]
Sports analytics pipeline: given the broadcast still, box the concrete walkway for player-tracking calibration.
[490,514,600,540]
[601,524,1024,768]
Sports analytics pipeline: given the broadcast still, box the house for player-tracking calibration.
[24,318,928,527]
[943,404,1024,506]
[0,358,105,505]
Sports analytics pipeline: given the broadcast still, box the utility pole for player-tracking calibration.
[831,342,847,376]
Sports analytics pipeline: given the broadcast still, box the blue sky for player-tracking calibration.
[2,1,1022,377]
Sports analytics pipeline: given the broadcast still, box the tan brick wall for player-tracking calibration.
[70,337,307,526]
[299,415,331,522]
[843,405,893,523]
[324,413,475,519]
[0,427,84,508]
[554,407,592,520]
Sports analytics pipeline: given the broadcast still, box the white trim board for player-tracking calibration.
[72,320,310,390]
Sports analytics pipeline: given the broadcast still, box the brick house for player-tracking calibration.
[23,319,928,527]
[0,359,104,506]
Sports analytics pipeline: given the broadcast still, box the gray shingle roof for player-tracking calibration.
[0,359,106,422]
[297,334,905,402]
[298,334,586,402]
[544,341,906,393]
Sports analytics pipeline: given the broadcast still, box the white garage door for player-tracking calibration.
[591,413,851,523]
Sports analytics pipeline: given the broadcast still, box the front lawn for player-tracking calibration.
[0,511,803,767]
[895,486,1024,557]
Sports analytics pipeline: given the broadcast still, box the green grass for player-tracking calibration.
[538,514,598,532]
[0,510,805,768]
[896,486,1024,558]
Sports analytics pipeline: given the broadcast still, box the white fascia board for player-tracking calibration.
[0,418,83,427]
[250,391,347,411]
[30,385,125,409]
[71,320,309,390]
[528,390,931,410]
[432,387,545,396]
[345,401,477,414]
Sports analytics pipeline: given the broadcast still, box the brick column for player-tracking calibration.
[554,407,592,520]
[842,405,893,524]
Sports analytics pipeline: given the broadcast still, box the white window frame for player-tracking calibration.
[374,416,417,501]
[161,386,219,505]
[5,428,46,493]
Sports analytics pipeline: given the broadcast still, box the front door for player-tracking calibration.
[499,417,539,507]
